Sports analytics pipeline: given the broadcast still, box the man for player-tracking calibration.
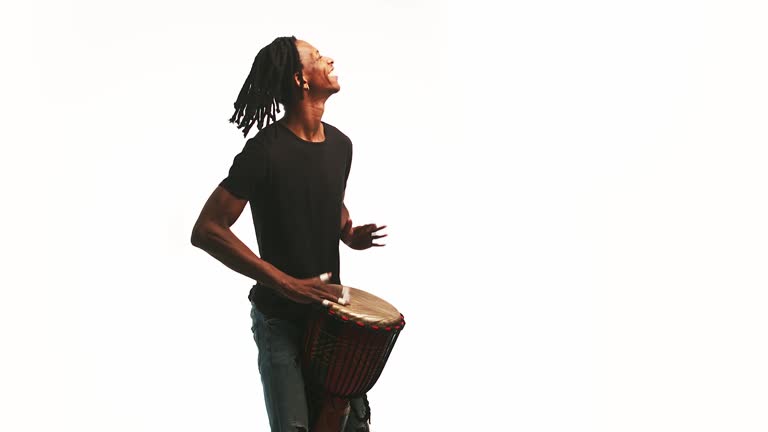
[191,36,386,432]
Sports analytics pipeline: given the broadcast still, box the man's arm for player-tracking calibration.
[191,186,339,304]
[340,201,387,249]
[341,202,350,243]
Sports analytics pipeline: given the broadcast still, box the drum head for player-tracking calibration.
[325,285,401,327]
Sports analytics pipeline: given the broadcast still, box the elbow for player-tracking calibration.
[190,224,209,248]
[191,219,230,250]
[190,232,200,248]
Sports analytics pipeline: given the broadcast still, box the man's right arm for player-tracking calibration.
[190,186,339,304]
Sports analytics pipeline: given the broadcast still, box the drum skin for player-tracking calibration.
[302,286,405,398]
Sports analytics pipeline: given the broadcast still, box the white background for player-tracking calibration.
[2,0,767,431]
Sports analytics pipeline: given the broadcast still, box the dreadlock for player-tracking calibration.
[229,36,305,137]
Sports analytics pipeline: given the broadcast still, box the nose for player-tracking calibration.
[327,57,335,65]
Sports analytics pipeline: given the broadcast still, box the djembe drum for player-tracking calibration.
[302,285,405,399]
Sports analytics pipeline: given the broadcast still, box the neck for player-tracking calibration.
[281,94,329,142]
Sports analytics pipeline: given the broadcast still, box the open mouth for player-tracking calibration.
[328,67,337,78]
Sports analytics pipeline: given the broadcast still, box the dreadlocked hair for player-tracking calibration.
[229,36,305,137]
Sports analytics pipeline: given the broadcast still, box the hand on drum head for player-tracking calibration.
[279,272,342,305]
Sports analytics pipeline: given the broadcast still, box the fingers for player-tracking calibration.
[318,272,332,283]
[285,274,339,304]
[316,277,338,302]
[319,283,345,306]
[313,285,338,303]
[371,236,386,246]
[356,224,386,235]
[295,273,335,304]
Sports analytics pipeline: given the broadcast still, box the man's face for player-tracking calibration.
[295,40,340,95]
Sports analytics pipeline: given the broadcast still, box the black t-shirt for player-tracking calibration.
[219,121,352,319]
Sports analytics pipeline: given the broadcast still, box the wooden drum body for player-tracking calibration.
[302,286,405,398]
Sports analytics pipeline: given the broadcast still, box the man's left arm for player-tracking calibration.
[341,202,350,234]
[340,202,387,250]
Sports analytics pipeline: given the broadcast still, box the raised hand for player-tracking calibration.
[341,219,387,250]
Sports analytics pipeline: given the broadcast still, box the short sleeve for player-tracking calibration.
[219,137,267,201]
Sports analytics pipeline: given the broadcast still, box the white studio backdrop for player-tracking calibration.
[1,0,767,431]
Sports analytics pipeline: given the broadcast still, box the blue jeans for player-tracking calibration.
[251,304,371,431]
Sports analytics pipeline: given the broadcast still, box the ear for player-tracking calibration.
[294,72,309,90]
